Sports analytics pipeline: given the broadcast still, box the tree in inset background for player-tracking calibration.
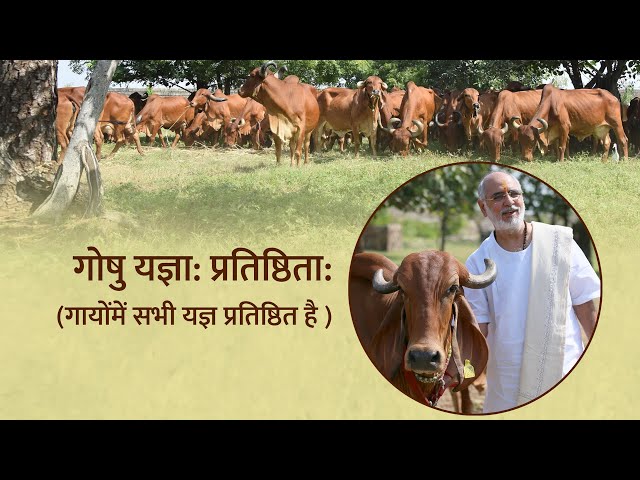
[384,164,487,251]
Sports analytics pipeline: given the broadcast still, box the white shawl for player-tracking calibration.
[517,221,573,405]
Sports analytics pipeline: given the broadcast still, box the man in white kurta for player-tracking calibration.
[464,171,600,414]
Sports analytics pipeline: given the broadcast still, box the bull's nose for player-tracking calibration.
[407,348,441,370]
[372,89,381,95]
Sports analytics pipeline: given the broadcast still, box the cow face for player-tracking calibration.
[224,118,247,147]
[238,67,266,99]
[370,251,496,386]
[478,123,509,161]
[388,120,424,156]
[512,117,547,162]
[357,76,388,110]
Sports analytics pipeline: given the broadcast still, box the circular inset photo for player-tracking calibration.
[348,163,601,415]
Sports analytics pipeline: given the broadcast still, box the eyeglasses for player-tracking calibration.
[484,189,523,202]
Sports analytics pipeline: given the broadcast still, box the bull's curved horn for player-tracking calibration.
[372,269,401,294]
[377,116,395,134]
[462,258,497,289]
[390,117,402,126]
[510,116,522,129]
[357,80,364,89]
[206,93,228,102]
[260,61,277,78]
[275,65,288,79]
[536,118,548,134]
[501,122,509,134]
[141,92,148,99]
[410,120,424,138]
[238,118,246,127]
[382,82,388,90]
[434,111,446,127]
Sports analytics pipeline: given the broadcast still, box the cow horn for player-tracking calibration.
[275,65,288,79]
[357,81,364,89]
[378,116,394,134]
[463,258,497,289]
[410,120,424,138]
[372,269,401,294]
[434,111,446,127]
[260,61,277,78]
[238,118,246,127]
[206,93,228,102]
[390,117,402,126]
[382,82,388,90]
[536,118,548,134]
[510,116,522,129]
[501,122,509,134]
[141,92,148,99]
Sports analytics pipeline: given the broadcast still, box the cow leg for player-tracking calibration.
[313,120,326,154]
[304,131,313,165]
[611,124,629,160]
[273,135,283,164]
[449,390,461,413]
[601,132,612,162]
[352,126,361,157]
[461,389,474,414]
[94,127,104,159]
[369,129,378,158]
[558,131,569,161]
[171,129,182,148]
[295,128,306,167]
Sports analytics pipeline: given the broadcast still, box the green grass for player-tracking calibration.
[2,141,639,256]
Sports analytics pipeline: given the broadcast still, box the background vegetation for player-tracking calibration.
[70,60,640,99]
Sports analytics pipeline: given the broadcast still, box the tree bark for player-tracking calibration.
[0,60,58,212]
[32,60,120,221]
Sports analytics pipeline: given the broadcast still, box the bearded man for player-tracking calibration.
[464,170,600,413]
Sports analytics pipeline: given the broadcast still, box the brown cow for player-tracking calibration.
[379,81,441,156]
[136,96,200,148]
[314,76,388,157]
[377,88,405,152]
[57,87,143,159]
[514,84,628,162]
[479,89,543,161]
[183,89,232,146]
[433,90,465,152]
[349,250,496,409]
[95,92,144,159]
[224,98,267,149]
[238,61,319,166]
[457,88,499,147]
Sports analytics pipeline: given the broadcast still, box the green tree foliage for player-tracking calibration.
[384,164,487,251]
[70,59,638,99]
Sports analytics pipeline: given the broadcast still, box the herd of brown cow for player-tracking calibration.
[56,62,639,165]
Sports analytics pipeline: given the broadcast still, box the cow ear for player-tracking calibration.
[370,299,405,381]
[452,294,489,391]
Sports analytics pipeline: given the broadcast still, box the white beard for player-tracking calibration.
[487,204,525,232]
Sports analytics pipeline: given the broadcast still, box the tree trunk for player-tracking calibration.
[0,60,58,212]
[32,60,120,222]
[439,210,448,251]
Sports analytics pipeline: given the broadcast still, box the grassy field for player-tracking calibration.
[1,140,638,419]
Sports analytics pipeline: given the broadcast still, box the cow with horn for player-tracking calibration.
[349,249,497,409]
[238,61,319,166]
